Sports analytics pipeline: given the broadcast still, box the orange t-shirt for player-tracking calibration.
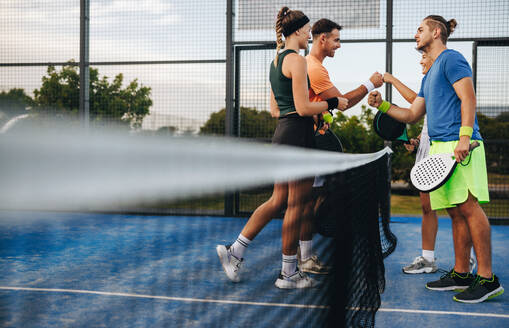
[306,54,335,102]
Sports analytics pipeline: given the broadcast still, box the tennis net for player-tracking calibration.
[0,125,396,328]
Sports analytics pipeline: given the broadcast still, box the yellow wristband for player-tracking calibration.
[323,112,333,123]
[377,101,391,113]
[459,126,473,138]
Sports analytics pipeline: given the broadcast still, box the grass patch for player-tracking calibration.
[391,194,509,218]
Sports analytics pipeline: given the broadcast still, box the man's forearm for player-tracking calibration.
[341,85,369,110]
[460,99,476,129]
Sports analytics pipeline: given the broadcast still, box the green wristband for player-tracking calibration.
[459,126,473,138]
[377,101,391,113]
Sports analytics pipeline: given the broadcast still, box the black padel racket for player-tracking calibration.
[373,110,410,143]
[410,141,480,192]
[315,129,343,153]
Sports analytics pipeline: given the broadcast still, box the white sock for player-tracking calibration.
[230,234,251,259]
[282,254,297,276]
[470,247,476,260]
[299,240,313,261]
[422,249,435,263]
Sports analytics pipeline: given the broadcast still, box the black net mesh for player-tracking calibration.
[0,1,80,64]
[393,0,509,39]
[476,42,509,220]
[235,0,387,42]
[90,0,225,62]
[236,48,278,214]
[315,153,396,328]
[2,1,507,218]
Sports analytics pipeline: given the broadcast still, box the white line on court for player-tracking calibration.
[1,286,508,319]
[378,307,509,319]
[0,286,328,309]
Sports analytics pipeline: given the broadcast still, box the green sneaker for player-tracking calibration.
[426,269,474,291]
[453,274,504,303]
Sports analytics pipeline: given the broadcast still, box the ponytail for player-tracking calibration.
[274,6,289,67]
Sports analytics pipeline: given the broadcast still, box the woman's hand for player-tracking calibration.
[383,72,395,84]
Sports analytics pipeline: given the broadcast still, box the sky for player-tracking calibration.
[1,0,508,131]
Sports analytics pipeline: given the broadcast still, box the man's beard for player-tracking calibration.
[416,39,431,52]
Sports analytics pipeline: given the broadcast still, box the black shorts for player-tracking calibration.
[272,114,316,149]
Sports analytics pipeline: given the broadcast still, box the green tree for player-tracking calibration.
[330,105,422,183]
[200,107,277,139]
[478,112,509,173]
[32,61,152,129]
[331,107,384,153]
[0,88,33,120]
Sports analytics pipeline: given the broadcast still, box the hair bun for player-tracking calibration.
[279,6,290,17]
[448,19,457,35]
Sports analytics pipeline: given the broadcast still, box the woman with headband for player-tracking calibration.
[217,6,347,289]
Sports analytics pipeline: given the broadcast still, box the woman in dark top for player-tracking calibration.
[217,6,347,289]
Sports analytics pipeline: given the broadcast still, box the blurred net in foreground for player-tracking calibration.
[0,126,395,327]
[315,154,396,327]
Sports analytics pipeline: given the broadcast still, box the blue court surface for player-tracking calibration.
[0,211,507,327]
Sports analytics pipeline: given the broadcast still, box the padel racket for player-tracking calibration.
[410,141,480,192]
[373,110,410,144]
[315,129,343,152]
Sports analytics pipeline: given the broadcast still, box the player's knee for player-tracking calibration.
[268,198,286,213]
[421,203,433,215]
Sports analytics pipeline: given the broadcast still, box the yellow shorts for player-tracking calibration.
[429,140,490,210]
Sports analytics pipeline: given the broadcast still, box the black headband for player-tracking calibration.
[282,15,310,37]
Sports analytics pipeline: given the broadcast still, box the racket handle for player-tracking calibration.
[470,141,480,151]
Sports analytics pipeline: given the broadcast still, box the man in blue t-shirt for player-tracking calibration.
[368,15,503,303]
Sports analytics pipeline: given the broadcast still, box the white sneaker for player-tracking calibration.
[469,256,477,273]
[402,256,438,274]
[300,255,330,274]
[216,245,243,282]
[297,246,330,274]
[275,270,317,289]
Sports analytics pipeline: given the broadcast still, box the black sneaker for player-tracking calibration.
[453,274,504,303]
[426,269,474,291]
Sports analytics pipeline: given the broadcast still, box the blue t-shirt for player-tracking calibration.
[418,49,482,141]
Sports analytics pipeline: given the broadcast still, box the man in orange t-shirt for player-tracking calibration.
[296,19,383,275]
[307,19,383,131]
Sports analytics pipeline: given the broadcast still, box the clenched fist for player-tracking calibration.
[370,72,383,88]
[368,91,383,108]
[383,72,395,84]
[337,97,349,111]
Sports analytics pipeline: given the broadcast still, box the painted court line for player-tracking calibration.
[0,286,328,309]
[1,286,508,319]
[378,307,509,319]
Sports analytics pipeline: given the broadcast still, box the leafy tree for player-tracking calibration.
[155,126,178,136]
[200,107,277,139]
[330,105,422,183]
[32,61,152,129]
[478,112,509,173]
[0,88,33,120]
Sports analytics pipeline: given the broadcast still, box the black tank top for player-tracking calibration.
[269,49,300,117]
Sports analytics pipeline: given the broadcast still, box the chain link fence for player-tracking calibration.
[1,0,507,219]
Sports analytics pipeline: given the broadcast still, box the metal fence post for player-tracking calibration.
[79,0,90,130]
[385,0,393,103]
[225,0,236,216]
